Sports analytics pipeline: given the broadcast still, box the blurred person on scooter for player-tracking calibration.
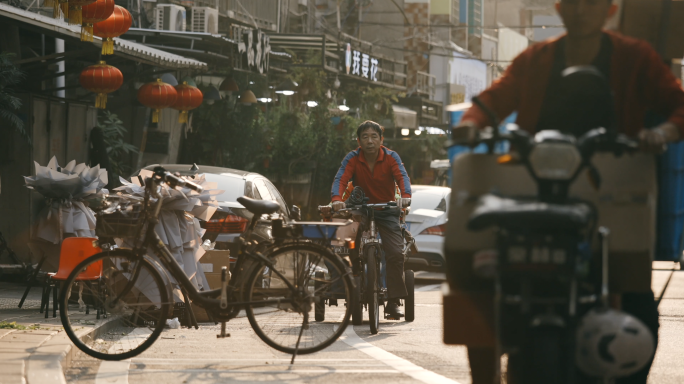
[322,121,412,318]
[452,0,684,383]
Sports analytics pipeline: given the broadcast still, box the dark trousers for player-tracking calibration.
[467,291,659,384]
[355,209,407,299]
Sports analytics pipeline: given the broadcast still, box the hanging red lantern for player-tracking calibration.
[93,5,132,55]
[80,0,114,42]
[171,82,203,123]
[137,79,178,123]
[79,61,123,109]
[67,0,97,25]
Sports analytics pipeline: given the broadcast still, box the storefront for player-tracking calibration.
[0,3,208,258]
[267,32,408,92]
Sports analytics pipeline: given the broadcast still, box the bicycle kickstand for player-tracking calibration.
[216,267,230,339]
[217,321,230,339]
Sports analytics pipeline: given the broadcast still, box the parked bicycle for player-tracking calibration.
[58,167,354,361]
[320,186,416,334]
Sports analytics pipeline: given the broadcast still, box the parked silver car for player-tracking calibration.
[135,164,296,267]
[404,185,450,272]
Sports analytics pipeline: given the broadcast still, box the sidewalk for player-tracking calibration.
[0,281,92,384]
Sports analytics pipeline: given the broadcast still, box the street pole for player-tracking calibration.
[337,0,341,31]
[357,2,362,39]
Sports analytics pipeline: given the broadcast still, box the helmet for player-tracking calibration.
[575,308,655,378]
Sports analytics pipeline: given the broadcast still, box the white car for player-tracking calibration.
[405,185,450,272]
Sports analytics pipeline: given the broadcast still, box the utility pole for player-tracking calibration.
[357,2,362,39]
[337,0,342,31]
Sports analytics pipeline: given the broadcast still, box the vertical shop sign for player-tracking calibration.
[238,28,271,74]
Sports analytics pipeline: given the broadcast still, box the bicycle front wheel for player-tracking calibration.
[366,246,380,334]
[245,243,353,354]
[59,250,171,361]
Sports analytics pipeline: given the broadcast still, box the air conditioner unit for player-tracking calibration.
[155,4,186,32]
[191,7,219,34]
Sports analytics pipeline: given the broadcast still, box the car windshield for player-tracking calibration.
[411,190,448,212]
[203,173,246,202]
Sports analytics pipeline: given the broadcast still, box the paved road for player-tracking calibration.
[65,265,683,384]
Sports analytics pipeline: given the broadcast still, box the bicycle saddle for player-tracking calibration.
[237,196,280,215]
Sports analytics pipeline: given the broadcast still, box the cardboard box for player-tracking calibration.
[200,250,230,290]
[443,284,495,347]
[191,303,213,323]
[445,153,657,293]
[619,0,684,59]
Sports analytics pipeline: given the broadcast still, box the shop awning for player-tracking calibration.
[0,3,207,70]
[121,28,291,72]
[392,105,418,129]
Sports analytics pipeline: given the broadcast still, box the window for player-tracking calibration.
[411,190,449,212]
[254,179,273,201]
[253,178,288,218]
[203,174,246,202]
[265,180,289,219]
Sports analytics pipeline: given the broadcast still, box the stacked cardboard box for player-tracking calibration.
[199,249,231,290]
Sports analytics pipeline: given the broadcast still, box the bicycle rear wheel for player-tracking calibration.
[59,250,171,361]
[245,243,353,354]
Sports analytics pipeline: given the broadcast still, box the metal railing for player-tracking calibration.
[416,71,436,99]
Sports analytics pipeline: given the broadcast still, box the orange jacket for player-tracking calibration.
[331,146,411,204]
[462,31,684,138]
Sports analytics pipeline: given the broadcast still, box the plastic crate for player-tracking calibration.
[656,141,684,261]
[300,224,339,240]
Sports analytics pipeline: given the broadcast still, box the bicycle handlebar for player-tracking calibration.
[152,167,204,193]
[317,202,398,213]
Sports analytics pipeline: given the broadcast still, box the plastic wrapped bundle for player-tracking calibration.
[114,170,223,297]
[23,157,109,270]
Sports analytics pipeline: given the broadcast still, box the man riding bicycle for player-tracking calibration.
[325,120,412,318]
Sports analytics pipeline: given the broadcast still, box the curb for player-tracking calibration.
[25,318,116,384]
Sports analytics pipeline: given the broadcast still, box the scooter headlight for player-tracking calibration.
[528,143,582,180]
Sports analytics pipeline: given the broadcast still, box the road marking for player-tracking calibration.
[131,362,387,367]
[127,368,400,374]
[339,326,462,384]
[415,284,441,292]
[95,328,152,384]
[133,358,376,362]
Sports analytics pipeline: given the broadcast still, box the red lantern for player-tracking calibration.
[171,82,203,123]
[79,61,123,109]
[80,0,114,42]
[93,5,132,55]
[138,79,178,123]
[68,0,97,25]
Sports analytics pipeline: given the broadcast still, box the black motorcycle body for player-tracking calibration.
[454,67,639,383]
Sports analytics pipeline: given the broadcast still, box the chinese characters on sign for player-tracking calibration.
[237,28,271,74]
[352,51,360,76]
[345,43,378,81]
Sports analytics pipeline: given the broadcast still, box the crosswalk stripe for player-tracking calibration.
[339,325,463,384]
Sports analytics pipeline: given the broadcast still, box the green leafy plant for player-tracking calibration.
[0,321,26,329]
[96,111,138,176]
[0,53,28,142]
